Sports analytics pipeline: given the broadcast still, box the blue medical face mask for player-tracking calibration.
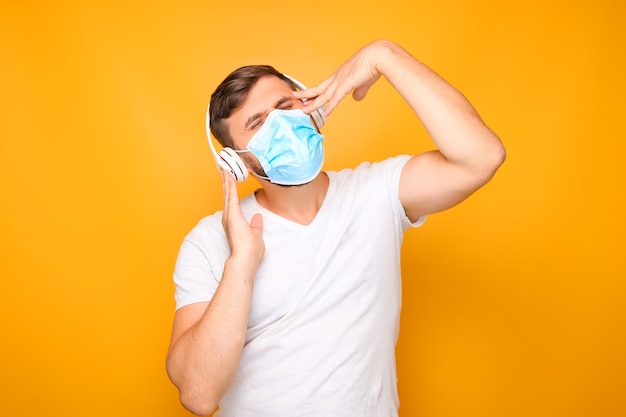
[236,108,325,186]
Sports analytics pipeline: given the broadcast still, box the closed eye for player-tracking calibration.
[249,118,263,130]
[278,102,295,110]
[245,97,297,130]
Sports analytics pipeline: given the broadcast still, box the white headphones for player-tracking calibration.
[205,74,326,182]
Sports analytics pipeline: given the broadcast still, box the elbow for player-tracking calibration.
[479,138,506,183]
[167,362,219,416]
[490,141,507,173]
[462,143,506,193]
[179,389,218,416]
[495,135,507,164]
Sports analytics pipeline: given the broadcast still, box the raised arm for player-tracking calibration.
[296,39,506,221]
[166,171,264,415]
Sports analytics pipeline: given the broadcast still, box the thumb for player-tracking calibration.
[250,213,263,232]
[352,76,379,101]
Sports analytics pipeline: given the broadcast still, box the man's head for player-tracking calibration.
[209,65,299,149]
[207,66,326,186]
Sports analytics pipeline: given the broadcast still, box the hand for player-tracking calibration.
[221,170,265,270]
[295,40,394,117]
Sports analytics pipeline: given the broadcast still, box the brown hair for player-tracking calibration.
[209,65,298,148]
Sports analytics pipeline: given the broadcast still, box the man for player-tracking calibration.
[166,39,505,416]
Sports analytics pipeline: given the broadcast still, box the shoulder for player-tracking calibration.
[183,211,224,246]
[329,155,411,186]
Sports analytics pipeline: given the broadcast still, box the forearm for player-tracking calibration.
[166,258,255,415]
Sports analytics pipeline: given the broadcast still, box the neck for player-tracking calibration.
[255,172,329,225]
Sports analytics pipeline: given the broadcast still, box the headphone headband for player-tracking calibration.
[205,74,325,182]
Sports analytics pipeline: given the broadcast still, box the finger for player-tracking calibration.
[221,170,231,225]
[293,85,322,100]
[302,99,330,117]
[301,89,337,116]
[221,170,228,204]
[296,79,334,113]
[223,169,240,214]
[293,77,332,99]
[320,86,350,116]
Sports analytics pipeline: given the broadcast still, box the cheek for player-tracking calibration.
[231,133,253,151]
[240,152,267,176]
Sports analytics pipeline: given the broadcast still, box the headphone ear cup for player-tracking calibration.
[218,147,248,182]
[310,107,325,130]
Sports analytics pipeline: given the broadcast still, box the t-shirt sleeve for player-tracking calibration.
[384,155,427,230]
[173,233,222,311]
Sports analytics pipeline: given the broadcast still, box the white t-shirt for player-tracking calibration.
[173,155,425,417]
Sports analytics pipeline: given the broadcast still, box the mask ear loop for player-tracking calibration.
[232,146,272,182]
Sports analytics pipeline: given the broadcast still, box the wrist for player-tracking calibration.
[224,254,260,287]
[368,39,400,74]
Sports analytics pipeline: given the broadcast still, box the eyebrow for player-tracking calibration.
[244,96,295,129]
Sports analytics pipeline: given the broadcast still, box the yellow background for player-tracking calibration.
[1,1,624,416]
